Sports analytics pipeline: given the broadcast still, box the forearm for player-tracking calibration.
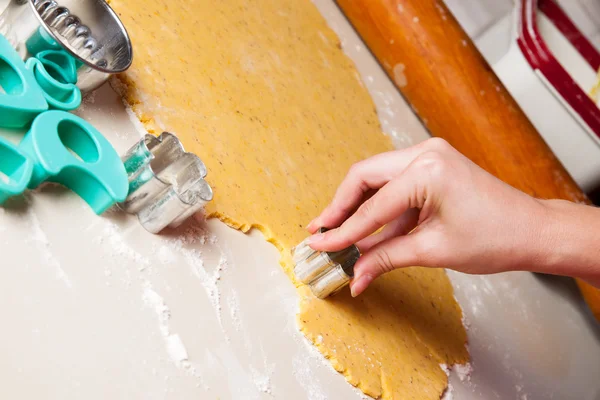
[529,199,600,286]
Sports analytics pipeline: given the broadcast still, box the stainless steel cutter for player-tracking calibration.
[292,228,360,299]
[0,0,132,93]
[120,132,214,234]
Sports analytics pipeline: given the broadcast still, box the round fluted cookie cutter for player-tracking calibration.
[0,0,133,93]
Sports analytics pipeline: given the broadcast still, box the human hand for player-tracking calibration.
[306,138,549,297]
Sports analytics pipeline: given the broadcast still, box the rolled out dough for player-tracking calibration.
[108,0,469,398]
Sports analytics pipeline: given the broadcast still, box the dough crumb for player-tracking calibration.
[393,63,408,88]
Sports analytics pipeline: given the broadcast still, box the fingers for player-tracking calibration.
[356,208,420,252]
[307,151,399,233]
[349,231,428,297]
[308,139,449,233]
[308,188,376,233]
[309,161,424,252]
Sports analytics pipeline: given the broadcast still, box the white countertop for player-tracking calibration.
[1,1,600,399]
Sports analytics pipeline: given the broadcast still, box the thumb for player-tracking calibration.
[350,231,429,297]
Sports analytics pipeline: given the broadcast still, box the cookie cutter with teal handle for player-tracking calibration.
[0,33,48,128]
[26,28,80,84]
[120,132,214,234]
[25,26,62,57]
[0,137,33,205]
[26,57,81,110]
[19,111,129,214]
[36,49,78,84]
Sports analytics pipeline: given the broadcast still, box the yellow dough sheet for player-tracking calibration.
[107,0,469,398]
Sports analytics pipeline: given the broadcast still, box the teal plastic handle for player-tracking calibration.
[25,27,62,57]
[35,50,78,85]
[0,137,33,205]
[19,111,129,214]
[0,34,48,128]
[26,58,81,111]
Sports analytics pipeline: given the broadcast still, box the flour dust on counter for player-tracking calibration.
[25,197,73,289]
[142,281,189,364]
[107,0,469,397]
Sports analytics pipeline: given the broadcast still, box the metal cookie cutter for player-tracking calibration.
[0,0,133,93]
[120,132,214,234]
[292,228,361,299]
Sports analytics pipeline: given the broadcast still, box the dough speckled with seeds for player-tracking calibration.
[108,0,469,397]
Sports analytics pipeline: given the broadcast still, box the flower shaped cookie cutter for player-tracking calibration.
[120,132,214,234]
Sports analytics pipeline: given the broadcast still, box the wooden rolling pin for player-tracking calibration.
[335,0,600,320]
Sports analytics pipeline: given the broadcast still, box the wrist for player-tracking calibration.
[528,199,600,284]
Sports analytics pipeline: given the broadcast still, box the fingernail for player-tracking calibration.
[306,233,325,244]
[350,274,373,297]
[306,218,317,231]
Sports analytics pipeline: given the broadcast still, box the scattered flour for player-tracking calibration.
[95,222,151,271]
[223,286,256,355]
[293,328,373,400]
[169,223,227,335]
[142,281,171,336]
[227,291,243,332]
[166,334,189,363]
[156,245,177,265]
[82,90,97,106]
[440,362,473,383]
[142,281,190,365]
[441,383,454,400]
[292,351,328,400]
[180,360,211,392]
[454,363,473,382]
[170,222,212,249]
[439,365,456,400]
[250,365,274,395]
[150,220,234,347]
[26,209,72,288]
[369,88,414,149]
[75,90,97,113]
